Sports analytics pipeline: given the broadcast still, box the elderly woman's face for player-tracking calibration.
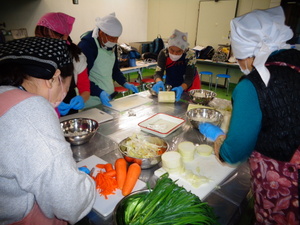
[48,71,72,106]
[168,46,184,55]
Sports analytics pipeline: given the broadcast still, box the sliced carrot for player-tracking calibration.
[115,158,127,190]
[122,163,141,196]
[94,172,118,199]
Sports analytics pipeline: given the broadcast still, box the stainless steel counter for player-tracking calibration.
[72,91,251,225]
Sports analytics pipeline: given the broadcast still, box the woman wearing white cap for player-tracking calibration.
[0,37,96,224]
[78,13,138,108]
[152,29,199,101]
[199,6,300,224]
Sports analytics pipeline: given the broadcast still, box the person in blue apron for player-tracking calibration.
[152,29,199,102]
[78,12,138,108]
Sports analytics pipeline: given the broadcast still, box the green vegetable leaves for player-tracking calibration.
[122,173,219,225]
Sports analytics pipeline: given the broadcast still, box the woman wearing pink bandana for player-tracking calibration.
[35,12,91,116]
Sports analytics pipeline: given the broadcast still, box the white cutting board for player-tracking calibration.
[109,94,153,111]
[77,155,146,217]
[60,108,113,124]
[154,152,236,200]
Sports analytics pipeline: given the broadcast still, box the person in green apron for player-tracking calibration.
[78,12,139,108]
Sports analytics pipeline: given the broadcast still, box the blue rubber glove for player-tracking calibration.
[124,82,139,93]
[57,102,72,116]
[70,96,85,110]
[171,86,184,102]
[78,167,90,174]
[100,91,112,107]
[152,81,165,94]
[198,123,225,141]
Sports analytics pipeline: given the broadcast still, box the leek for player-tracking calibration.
[123,173,219,225]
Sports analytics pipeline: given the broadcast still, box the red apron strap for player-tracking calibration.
[10,203,67,225]
[187,70,201,91]
[0,89,36,117]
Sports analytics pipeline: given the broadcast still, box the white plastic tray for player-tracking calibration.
[138,113,185,137]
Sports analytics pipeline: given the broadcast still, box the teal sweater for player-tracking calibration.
[220,79,262,164]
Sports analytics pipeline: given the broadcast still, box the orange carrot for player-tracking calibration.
[122,163,141,196]
[133,158,142,165]
[96,164,106,169]
[104,169,117,177]
[115,158,127,190]
[124,156,134,163]
[104,163,113,172]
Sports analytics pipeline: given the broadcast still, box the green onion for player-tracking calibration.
[123,173,219,225]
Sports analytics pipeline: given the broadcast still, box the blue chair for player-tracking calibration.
[215,74,231,96]
[199,71,213,90]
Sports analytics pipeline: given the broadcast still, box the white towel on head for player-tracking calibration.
[92,12,122,38]
[230,6,293,86]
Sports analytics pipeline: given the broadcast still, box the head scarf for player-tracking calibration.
[37,12,75,35]
[92,12,123,38]
[0,37,72,79]
[168,29,189,50]
[230,6,293,86]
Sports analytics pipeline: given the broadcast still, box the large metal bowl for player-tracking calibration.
[118,134,168,169]
[113,189,149,225]
[186,108,223,129]
[145,83,172,96]
[188,89,217,105]
[60,118,99,145]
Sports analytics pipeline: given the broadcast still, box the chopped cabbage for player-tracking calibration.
[122,133,165,158]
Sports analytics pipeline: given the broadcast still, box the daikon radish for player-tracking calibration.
[161,151,184,175]
[178,141,195,162]
[196,144,213,156]
[184,170,210,188]
[158,91,175,103]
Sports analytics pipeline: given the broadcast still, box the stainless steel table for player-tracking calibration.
[72,91,251,225]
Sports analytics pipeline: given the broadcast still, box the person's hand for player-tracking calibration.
[70,96,85,110]
[124,82,139,93]
[171,86,184,102]
[198,123,225,141]
[57,102,71,116]
[100,91,112,107]
[78,166,90,174]
[152,81,165,94]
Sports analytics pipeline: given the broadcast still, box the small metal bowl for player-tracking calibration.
[145,83,172,96]
[188,89,217,105]
[118,135,168,169]
[186,108,223,129]
[60,118,99,145]
[113,189,149,225]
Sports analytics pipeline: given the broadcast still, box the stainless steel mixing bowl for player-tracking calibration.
[186,108,223,129]
[60,118,99,145]
[118,134,168,169]
[188,89,217,105]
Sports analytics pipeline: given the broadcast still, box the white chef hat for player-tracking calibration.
[92,12,123,38]
[230,6,293,86]
[168,29,189,50]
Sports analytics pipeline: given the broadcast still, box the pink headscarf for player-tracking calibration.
[37,12,75,35]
